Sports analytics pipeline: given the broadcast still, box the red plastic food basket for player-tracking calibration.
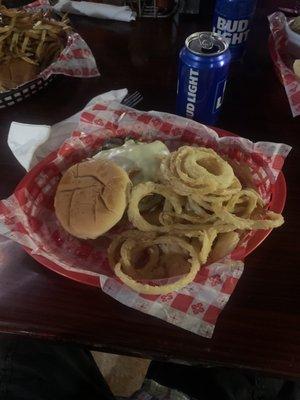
[16,127,287,287]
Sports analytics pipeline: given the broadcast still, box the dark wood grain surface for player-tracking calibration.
[0,0,300,379]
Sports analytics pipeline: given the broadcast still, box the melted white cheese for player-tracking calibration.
[93,140,170,184]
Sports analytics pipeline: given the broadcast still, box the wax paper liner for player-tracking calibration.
[268,12,300,117]
[0,0,99,94]
[0,101,291,337]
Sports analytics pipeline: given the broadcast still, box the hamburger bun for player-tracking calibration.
[54,159,131,239]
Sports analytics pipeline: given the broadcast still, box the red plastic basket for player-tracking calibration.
[16,127,286,287]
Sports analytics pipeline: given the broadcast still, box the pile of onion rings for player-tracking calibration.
[109,145,284,294]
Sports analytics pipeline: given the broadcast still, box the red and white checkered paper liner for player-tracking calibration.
[1,0,99,92]
[268,12,300,117]
[24,0,52,11]
[0,101,291,337]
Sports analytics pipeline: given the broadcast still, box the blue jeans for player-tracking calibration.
[0,335,299,400]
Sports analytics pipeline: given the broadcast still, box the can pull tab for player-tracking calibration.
[198,33,214,50]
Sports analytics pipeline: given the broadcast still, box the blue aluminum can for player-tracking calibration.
[212,0,257,60]
[176,32,231,125]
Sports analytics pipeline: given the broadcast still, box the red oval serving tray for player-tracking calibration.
[17,127,287,287]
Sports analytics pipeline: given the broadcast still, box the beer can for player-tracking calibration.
[176,32,231,125]
[212,0,257,60]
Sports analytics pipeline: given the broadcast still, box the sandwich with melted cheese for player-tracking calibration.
[54,140,170,239]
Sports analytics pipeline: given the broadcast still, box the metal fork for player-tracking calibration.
[121,91,143,108]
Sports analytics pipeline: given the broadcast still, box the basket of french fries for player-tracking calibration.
[0,2,99,108]
[268,12,300,117]
[0,100,291,337]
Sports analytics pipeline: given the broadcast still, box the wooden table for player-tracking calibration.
[0,0,299,379]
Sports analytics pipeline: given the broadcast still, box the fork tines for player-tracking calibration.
[122,91,143,108]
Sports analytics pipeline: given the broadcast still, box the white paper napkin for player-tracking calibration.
[7,88,128,172]
[54,0,136,22]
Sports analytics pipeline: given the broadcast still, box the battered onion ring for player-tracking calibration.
[160,157,214,195]
[128,182,183,232]
[161,151,217,195]
[160,146,234,195]
[226,189,264,218]
[108,231,166,280]
[208,231,240,263]
[120,239,159,271]
[198,177,242,204]
[109,143,285,295]
[108,230,157,268]
[158,198,210,225]
[120,239,164,279]
[113,236,200,295]
[190,196,214,212]
[160,211,217,225]
[182,147,234,189]
[158,211,234,232]
[189,229,217,264]
[159,196,216,227]
[169,220,238,235]
[190,178,242,211]
[186,197,212,217]
[212,203,284,230]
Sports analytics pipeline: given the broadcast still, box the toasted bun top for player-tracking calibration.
[54,159,131,239]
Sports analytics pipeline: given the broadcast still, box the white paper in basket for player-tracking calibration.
[3,97,291,338]
[8,89,128,171]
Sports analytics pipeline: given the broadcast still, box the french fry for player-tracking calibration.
[0,5,72,91]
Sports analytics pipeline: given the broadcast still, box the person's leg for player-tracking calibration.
[277,380,300,400]
[146,361,229,400]
[147,361,300,400]
[0,334,115,400]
